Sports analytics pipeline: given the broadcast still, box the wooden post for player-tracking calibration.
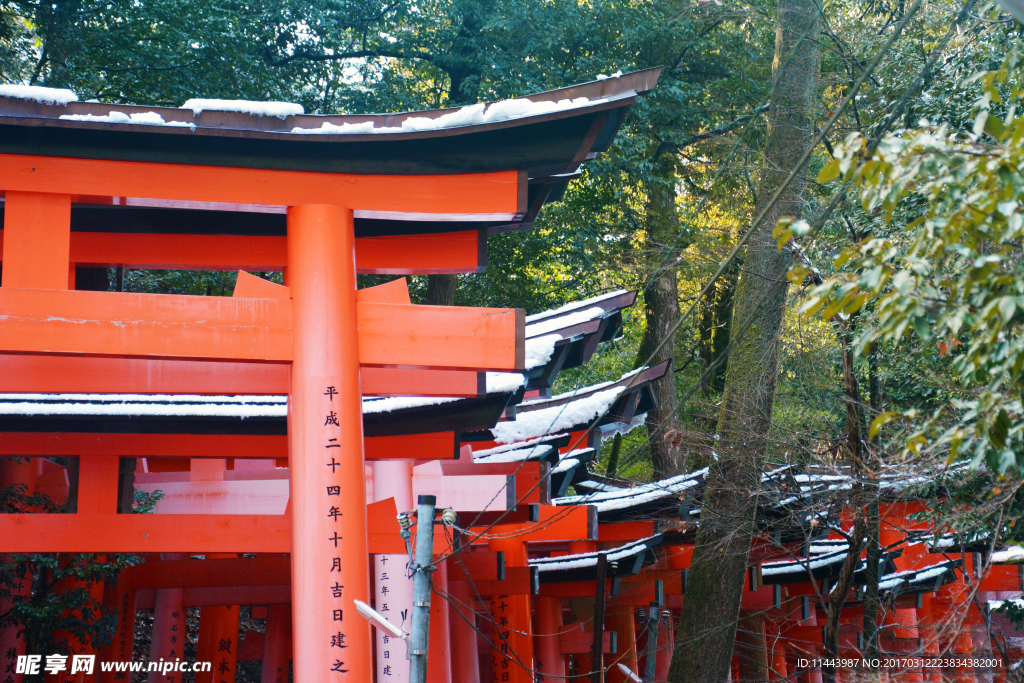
[488,538,535,683]
[261,604,291,683]
[97,574,136,683]
[448,580,481,683]
[1,192,71,289]
[654,610,673,682]
[287,204,371,683]
[427,559,451,683]
[373,460,414,683]
[606,609,637,683]
[535,596,565,683]
[147,586,185,683]
[591,553,608,683]
[0,457,40,683]
[196,605,240,683]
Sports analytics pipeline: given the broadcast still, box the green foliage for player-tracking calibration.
[803,48,1024,474]
[0,470,151,656]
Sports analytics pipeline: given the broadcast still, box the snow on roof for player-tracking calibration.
[0,393,285,419]
[182,99,304,118]
[572,480,625,493]
[991,546,1024,564]
[989,599,1024,611]
[291,95,609,135]
[485,372,528,394]
[525,307,607,338]
[361,395,461,414]
[525,290,630,323]
[0,84,78,105]
[470,434,569,458]
[761,548,849,577]
[60,111,195,129]
[472,443,555,464]
[878,562,956,591]
[519,367,645,409]
[530,535,659,572]
[525,334,562,370]
[0,392,499,419]
[490,386,625,444]
[551,457,580,474]
[554,468,708,512]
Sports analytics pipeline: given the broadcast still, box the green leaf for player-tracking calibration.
[991,409,1011,450]
[817,158,841,183]
[870,411,900,439]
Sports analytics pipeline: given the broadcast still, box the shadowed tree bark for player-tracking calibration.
[426,273,458,305]
[668,0,819,679]
[635,159,685,478]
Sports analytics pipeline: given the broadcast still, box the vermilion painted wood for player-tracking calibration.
[0,355,479,396]
[559,626,613,655]
[0,512,524,553]
[0,154,520,213]
[365,431,457,460]
[76,455,119,514]
[230,274,410,303]
[134,586,292,610]
[358,302,524,371]
[0,432,455,461]
[0,287,292,360]
[363,368,480,397]
[0,513,291,552]
[597,521,656,542]
[487,537,534,683]
[129,555,290,589]
[233,270,289,298]
[448,567,534,596]
[355,277,411,304]
[0,289,523,369]
[355,232,483,275]
[465,505,592,543]
[1,192,71,289]
[0,230,483,273]
[286,204,371,683]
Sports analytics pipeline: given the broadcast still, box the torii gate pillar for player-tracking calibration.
[288,204,372,682]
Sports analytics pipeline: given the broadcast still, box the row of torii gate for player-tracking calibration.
[0,69,1020,683]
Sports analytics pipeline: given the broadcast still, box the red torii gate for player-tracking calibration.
[0,69,660,683]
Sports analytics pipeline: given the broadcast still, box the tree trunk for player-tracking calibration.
[667,1,819,680]
[698,267,736,396]
[426,273,458,306]
[636,161,684,479]
[735,612,769,681]
[822,323,868,682]
[863,347,882,663]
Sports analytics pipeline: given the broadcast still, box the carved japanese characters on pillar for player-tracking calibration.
[491,594,511,683]
[375,554,410,683]
[324,386,348,674]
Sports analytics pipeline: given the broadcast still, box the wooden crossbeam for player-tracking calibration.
[0,507,591,553]
[135,586,292,610]
[466,504,595,543]
[0,431,457,461]
[449,567,537,596]
[0,154,522,214]
[0,355,481,396]
[0,288,524,370]
[128,555,290,589]
[0,513,291,552]
[0,230,485,274]
[0,497,411,553]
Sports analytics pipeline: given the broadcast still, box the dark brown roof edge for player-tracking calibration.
[0,68,661,138]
